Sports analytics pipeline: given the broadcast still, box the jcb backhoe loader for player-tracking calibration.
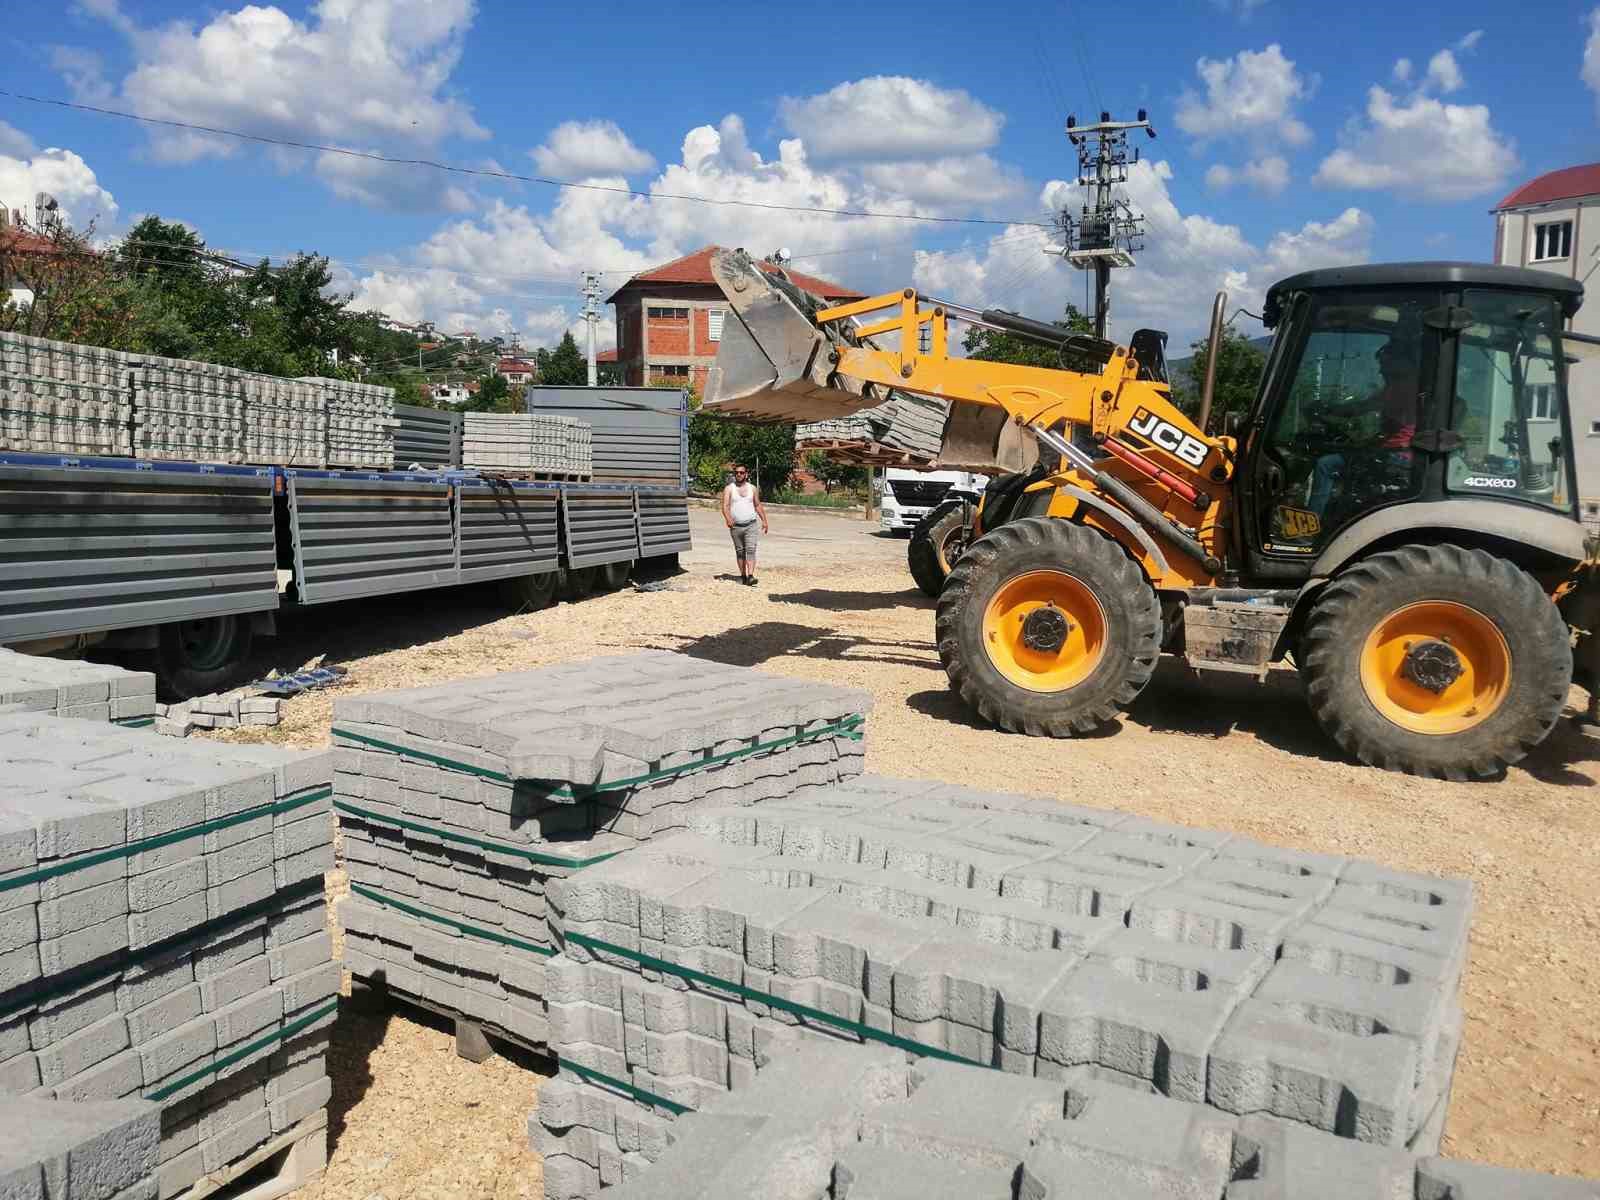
[706,249,1599,778]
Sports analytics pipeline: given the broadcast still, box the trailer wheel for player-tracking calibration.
[599,560,633,591]
[157,615,253,701]
[563,566,600,601]
[937,517,1161,736]
[505,571,558,612]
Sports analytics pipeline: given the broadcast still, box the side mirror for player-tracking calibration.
[1224,411,1245,437]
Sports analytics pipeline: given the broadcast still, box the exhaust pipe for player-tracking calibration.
[1196,290,1227,435]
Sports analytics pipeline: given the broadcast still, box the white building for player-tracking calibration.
[432,382,471,406]
[1493,163,1600,526]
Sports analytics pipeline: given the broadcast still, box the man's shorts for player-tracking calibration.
[730,520,760,557]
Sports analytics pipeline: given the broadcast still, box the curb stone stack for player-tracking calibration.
[0,649,157,728]
[797,391,947,464]
[569,1034,1600,1200]
[0,712,338,1198]
[333,652,869,1053]
[535,774,1476,1198]
[0,335,132,458]
[2,1095,161,1200]
[463,413,594,476]
[303,377,400,470]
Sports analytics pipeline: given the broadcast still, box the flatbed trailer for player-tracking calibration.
[0,396,691,697]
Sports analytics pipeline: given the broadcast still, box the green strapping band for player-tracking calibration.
[333,801,622,870]
[350,883,554,958]
[0,786,332,894]
[144,999,339,1101]
[564,931,978,1070]
[330,714,866,799]
[556,1055,690,1116]
[113,716,156,728]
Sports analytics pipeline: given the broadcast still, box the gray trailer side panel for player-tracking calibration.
[524,386,687,486]
[456,482,561,583]
[288,475,456,603]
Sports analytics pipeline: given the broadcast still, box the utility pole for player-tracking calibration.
[1045,109,1155,339]
[580,270,603,387]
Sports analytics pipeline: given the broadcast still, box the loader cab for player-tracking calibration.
[1236,263,1583,581]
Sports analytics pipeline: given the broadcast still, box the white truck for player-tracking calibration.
[877,468,986,533]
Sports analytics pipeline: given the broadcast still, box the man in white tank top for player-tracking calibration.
[720,464,769,585]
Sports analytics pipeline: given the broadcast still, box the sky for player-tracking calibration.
[2,0,1598,352]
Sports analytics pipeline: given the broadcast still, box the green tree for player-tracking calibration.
[684,387,796,496]
[1172,327,1266,429]
[535,332,587,386]
[804,450,868,494]
[962,303,1094,367]
[118,216,205,284]
[463,372,511,412]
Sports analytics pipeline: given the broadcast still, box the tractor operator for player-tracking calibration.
[1307,336,1423,519]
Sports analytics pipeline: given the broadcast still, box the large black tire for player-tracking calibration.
[908,503,967,598]
[503,571,559,611]
[562,565,601,601]
[157,615,253,701]
[936,517,1162,736]
[1300,544,1572,779]
[599,560,633,591]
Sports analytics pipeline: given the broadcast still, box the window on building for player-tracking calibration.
[1528,383,1556,421]
[1533,220,1573,262]
[707,309,725,342]
[651,363,690,378]
[647,306,689,320]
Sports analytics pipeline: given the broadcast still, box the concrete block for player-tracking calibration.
[1227,1114,1415,1199]
[834,1144,1018,1199]
[0,1096,159,1200]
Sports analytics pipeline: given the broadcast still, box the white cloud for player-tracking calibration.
[314,151,474,213]
[1205,155,1290,195]
[778,77,1003,162]
[1260,206,1374,278]
[1456,29,1484,51]
[1392,57,1413,83]
[0,122,34,160]
[1584,9,1600,110]
[856,154,1025,209]
[1314,86,1516,201]
[0,146,118,227]
[68,0,486,207]
[532,120,655,179]
[1176,45,1314,147]
[1424,49,1464,94]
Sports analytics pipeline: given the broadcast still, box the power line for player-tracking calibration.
[0,89,1053,231]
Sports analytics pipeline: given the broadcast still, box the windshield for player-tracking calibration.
[1448,290,1573,514]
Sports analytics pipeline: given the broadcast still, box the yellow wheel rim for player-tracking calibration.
[981,570,1106,693]
[1359,601,1510,735]
[936,524,963,574]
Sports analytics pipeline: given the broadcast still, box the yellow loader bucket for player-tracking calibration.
[703,249,887,422]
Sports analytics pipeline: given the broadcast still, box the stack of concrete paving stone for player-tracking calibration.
[541,1033,1600,1200]
[239,373,330,467]
[128,354,248,464]
[0,332,134,458]
[535,773,1477,1197]
[301,377,397,470]
[155,690,282,737]
[2,1094,161,1200]
[334,651,870,1053]
[797,391,946,465]
[0,711,338,1199]
[462,412,593,476]
[0,648,156,728]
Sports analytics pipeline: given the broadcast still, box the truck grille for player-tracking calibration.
[886,479,952,506]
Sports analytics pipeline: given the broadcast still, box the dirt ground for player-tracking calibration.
[207,505,1600,1195]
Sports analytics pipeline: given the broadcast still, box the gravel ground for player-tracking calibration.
[203,508,1599,1195]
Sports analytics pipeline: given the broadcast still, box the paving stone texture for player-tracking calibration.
[530,771,1491,1198]
[0,649,156,727]
[537,1034,1599,1200]
[0,1094,161,1200]
[0,330,397,468]
[463,413,594,475]
[334,651,870,1050]
[0,712,338,1198]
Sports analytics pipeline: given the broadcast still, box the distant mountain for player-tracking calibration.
[1166,335,1274,392]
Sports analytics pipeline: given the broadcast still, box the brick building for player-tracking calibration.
[605,246,863,391]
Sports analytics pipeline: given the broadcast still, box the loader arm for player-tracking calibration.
[705,248,1234,578]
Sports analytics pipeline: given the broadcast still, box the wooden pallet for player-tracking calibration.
[468,469,595,484]
[171,1112,327,1200]
[796,437,935,468]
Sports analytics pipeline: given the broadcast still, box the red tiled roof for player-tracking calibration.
[596,348,618,362]
[1495,164,1600,211]
[606,245,864,304]
[0,227,66,257]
